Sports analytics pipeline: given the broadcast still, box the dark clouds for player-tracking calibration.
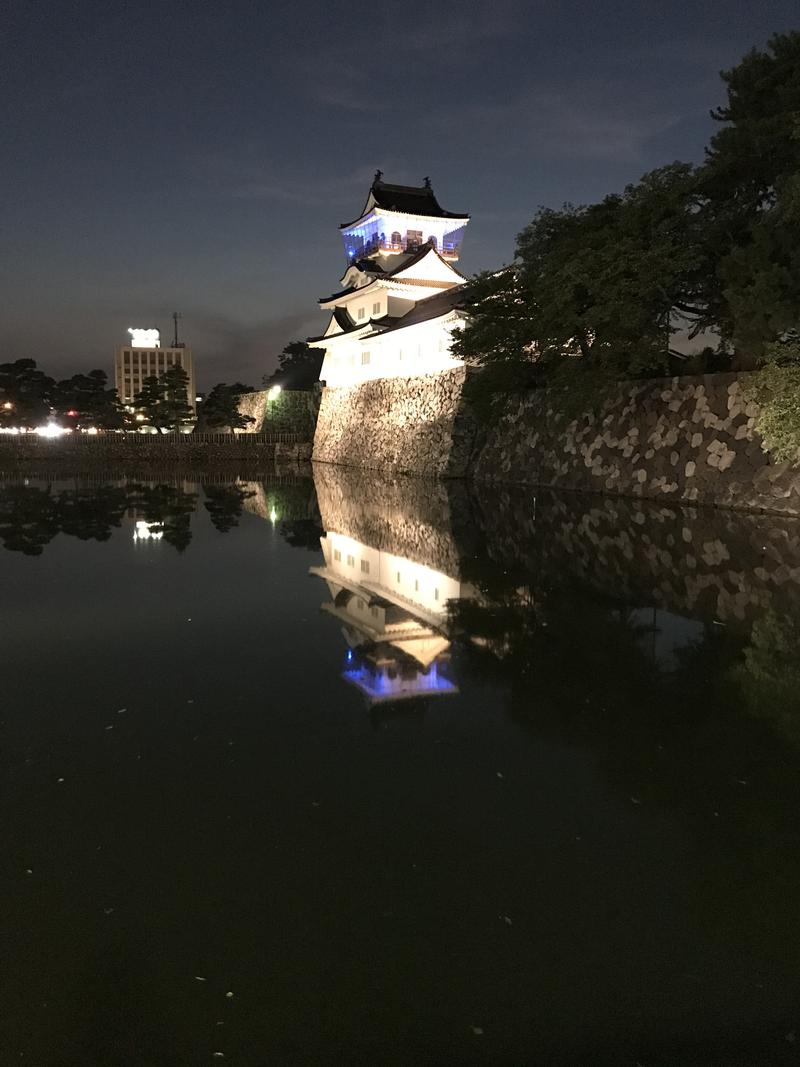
[1,0,797,386]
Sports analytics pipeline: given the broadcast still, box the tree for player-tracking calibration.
[133,375,167,432]
[203,484,256,532]
[53,370,124,431]
[719,179,800,359]
[0,359,55,428]
[201,382,256,433]
[457,33,800,382]
[451,266,541,366]
[133,366,195,433]
[0,484,59,555]
[455,164,707,402]
[698,31,800,362]
[159,365,195,433]
[516,164,707,375]
[263,341,322,390]
[129,483,197,551]
[704,32,800,217]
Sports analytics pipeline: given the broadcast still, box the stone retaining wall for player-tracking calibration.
[237,389,319,434]
[474,373,800,514]
[312,367,477,477]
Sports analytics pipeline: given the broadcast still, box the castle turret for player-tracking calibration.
[309,173,471,388]
[339,171,470,266]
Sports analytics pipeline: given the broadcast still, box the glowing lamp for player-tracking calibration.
[267,385,282,401]
[34,423,68,438]
[66,409,78,417]
[2,401,12,410]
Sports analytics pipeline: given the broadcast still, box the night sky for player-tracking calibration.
[3,1,797,388]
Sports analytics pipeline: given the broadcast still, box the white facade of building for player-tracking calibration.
[114,329,196,411]
[310,175,471,389]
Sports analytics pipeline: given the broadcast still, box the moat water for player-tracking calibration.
[1,468,799,1065]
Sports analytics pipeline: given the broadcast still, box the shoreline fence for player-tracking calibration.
[5,432,307,446]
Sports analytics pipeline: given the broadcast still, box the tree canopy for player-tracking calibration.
[263,341,323,390]
[456,31,800,396]
[134,365,195,433]
[0,359,56,428]
[52,370,124,430]
[201,382,256,432]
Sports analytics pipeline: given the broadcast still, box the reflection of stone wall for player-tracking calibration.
[470,484,800,628]
[474,373,800,515]
[237,390,319,435]
[312,367,477,477]
[312,464,469,576]
[241,479,321,523]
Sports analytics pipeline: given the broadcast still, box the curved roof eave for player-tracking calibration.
[339,207,470,231]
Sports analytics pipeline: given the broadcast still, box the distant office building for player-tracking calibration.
[114,326,196,411]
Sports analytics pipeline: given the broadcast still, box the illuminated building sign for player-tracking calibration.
[128,328,160,348]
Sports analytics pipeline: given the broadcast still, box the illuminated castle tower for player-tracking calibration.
[309,172,471,387]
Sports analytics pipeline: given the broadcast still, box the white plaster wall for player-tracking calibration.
[319,317,462,388]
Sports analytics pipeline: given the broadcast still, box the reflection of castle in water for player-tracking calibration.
[309,467,476,706]
[310,532,471,704]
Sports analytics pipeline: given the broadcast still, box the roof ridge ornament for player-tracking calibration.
[423,176,431,189]
[374,169,383,184]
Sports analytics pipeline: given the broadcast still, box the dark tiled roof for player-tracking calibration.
[333,306,355,331]
[307,307,358,343]
[341,178,469,229]
[372,180,468,218]
[318,283,358,305]
[353,257,385,274]
[320,247,465,305]
[376,286,467,336]
[359,315,405,338]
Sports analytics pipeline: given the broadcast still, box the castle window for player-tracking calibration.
[391,231,401,248]
[360,559,369,573]
[361,351,371,365]
[358,307,365,320]
[346,554,355,567]
[406,229,423,250]
[372,301,381,315]
[334,549,341,562]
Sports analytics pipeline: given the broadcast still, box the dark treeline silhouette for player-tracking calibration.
[0,479,322,556]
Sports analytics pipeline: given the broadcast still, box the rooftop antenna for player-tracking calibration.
[172,311,183,348]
